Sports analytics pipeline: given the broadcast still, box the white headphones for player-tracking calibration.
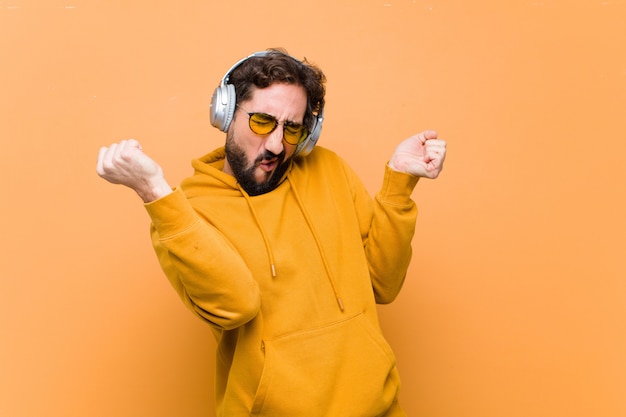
[209,51,324,157]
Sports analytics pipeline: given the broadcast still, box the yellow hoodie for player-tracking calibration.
[145,146,419,416]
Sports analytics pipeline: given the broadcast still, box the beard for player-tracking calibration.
[225,131,292,196]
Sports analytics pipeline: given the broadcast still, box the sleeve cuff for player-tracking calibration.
[378,164,420,204]
[144,187,199,238]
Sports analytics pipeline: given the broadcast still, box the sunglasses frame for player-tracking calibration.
[239,107,309,145]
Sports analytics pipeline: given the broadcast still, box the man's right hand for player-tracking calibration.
[96,139,172,203]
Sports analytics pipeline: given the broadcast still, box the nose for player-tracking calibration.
[264,125,285,156]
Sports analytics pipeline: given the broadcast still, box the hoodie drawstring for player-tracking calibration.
[236,179,345,312]
[239,185,278,278]
[288,177,345,312]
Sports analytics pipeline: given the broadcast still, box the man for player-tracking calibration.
[97,48,446,416]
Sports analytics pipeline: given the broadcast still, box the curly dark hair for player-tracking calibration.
[228,48,326,131]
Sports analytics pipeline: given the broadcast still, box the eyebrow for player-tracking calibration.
[240,106,303,126]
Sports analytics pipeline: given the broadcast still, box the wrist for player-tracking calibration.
[387,159,400,172]
[136,176,172,203]
[387,160,398,172]
[387,158,409,174]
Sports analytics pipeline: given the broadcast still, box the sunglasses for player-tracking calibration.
[240,108,309,145]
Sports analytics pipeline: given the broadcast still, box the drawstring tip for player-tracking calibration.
[337,297,345,312]
[271,264,277,277]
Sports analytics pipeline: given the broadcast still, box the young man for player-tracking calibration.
[97,49,446,416]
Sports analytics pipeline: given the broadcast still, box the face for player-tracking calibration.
[224,82,308,196]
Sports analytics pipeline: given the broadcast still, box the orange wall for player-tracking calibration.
[1,1,625,416]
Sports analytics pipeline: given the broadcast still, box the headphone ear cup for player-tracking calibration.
[210,83,236,132]
[295,112,323,157]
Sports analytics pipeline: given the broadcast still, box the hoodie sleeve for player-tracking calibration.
[144,187,261,330]
[359,165,420,304]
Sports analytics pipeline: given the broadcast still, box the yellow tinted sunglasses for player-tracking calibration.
[240,108,309,145]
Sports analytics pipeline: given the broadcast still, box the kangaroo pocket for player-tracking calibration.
[251,313,400,417]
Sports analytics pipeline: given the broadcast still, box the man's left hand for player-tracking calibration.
[388,130,447,179]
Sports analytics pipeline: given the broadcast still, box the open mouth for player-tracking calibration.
[259,159,278,173]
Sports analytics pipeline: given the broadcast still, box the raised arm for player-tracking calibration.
[96,140,261,329]
[364,130,447,302]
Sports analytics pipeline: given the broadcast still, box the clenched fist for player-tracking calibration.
[96,139,172,203]
[388,130,447,179]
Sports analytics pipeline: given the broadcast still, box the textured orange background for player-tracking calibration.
[1,1,625,416]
